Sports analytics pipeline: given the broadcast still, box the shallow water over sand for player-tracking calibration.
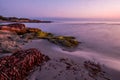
[25,22,120,71]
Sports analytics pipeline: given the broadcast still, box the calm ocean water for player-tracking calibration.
[25,21,120,71]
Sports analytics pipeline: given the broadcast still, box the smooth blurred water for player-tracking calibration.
[25,22,120,71]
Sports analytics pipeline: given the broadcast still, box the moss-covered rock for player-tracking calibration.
[26,29,80,48]
[26,28,41,33]
[34,30,79,48]
[47,36,79,48]
[36,31,53,39]
[17,27,42,35]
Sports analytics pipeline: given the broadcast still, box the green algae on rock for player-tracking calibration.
[47,36,79,48]
[36,31,53,39]
[34,31,79,48]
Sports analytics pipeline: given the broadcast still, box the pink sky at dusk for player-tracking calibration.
[0,0,120,19]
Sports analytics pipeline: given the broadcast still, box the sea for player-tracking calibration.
[24,19,120,72]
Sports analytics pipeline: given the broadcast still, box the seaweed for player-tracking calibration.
[0,48,50,80]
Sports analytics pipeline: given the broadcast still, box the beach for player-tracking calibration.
[25,22,120,80]
[0,22,120,80]
[1,0,120,79]
[23,39,119,80]
[25,22,120,70]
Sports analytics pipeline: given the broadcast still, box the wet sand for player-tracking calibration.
[23,40,120,80]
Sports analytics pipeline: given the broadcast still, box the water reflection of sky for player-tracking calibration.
[26,23,120,71]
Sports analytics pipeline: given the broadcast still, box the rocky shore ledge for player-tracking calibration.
[0,23,79,53]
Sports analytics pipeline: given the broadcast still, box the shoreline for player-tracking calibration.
[23,39,120,80]
[0,22,120,80]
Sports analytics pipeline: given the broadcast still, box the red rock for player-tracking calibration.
[0,23,26,33]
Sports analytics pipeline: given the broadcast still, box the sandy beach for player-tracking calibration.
[0,22,120,80]
[22,39,120,80]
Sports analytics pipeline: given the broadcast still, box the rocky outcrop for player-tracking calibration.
[7,23,26,29]
[34,30,79,48]
[25,29,79,48]
[0,30,26,53]
[35,31,53,39]
[0,23,43,35]
[0,48,50,80]
[0,23,80,48]
[26,28,41,33]
[0,23,26,34]
[47,36,79,48]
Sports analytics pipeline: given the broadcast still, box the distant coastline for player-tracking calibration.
[0,15,52,23]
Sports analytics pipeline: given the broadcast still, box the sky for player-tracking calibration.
[0,0,120,19]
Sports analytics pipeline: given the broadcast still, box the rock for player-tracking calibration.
[0,23,79,48]
[36,31,53,39]
[0,30,26,53]
[22,33,35,40]
[0,23,41,35]
[0,23,27,35]
[21,28,53,40]
[33,30,79,48]
[0,48,50,80]
[26,28,41,33]
[0,23,26,31]
[47,36,79,48]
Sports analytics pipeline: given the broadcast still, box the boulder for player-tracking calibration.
[47,36,79,48]
[34,30,79,48]
[0,30,26,53]
[0,23,26,31]
[0,23,26,34]
[36,31,53,39]
[26,28,41,33]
